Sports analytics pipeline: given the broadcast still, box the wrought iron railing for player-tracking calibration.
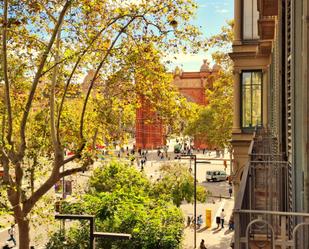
[233,128,309,249]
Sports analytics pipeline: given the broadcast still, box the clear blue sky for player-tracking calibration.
[168,0,233,72]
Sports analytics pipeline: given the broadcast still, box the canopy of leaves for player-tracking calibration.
[48,161,184,249]
[185,21,234,148]
[0,0,205,234]
[152,163,207,207]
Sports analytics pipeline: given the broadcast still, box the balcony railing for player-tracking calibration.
[233,128,309,249]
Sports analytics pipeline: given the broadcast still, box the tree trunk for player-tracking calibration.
[17,218,30,249]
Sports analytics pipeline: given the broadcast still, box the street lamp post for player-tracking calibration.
[180,154,210,249]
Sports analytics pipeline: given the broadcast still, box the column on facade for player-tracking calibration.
[233,69,241,132]
[262,68,268,128]
[234,0,242,42]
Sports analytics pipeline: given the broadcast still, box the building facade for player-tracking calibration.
[230,0,309,248]
[135,60,218,149]
[135,97,166,149]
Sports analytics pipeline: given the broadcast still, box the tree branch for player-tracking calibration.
[55,15,129,144]
[79,17,136,143]
[41,14,129,78]
[23,162,87,215]
[59,165,88,179]
[2,0,13,146]
[41,3,57,23]
[18,0,72,160]
[50,26,62,150]
[23,172,59,215]
[62,153,82,165]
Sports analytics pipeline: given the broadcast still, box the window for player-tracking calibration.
[241,71,262,128]
[243,0,259,40]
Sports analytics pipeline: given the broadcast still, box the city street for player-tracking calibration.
[129,139,234,249]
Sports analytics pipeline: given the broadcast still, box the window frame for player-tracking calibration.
[241,0,260,41]
[240,70,263,130]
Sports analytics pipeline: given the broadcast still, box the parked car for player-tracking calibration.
[206,170,227,182]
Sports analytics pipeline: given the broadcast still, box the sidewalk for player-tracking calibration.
[181,198,234,249]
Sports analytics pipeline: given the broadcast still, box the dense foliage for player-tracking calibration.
[185,21,234,149]
[46,161,186,249]
[152,163,207,207]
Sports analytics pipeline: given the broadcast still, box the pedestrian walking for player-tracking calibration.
[220,209,226,228]
[197,215,203,229]
[223,159,227,171]
[216,216,221,229]
[228,187,232,197]
[191,217,196,228]
[186,216,191,227]
[199,239,207,249]
[228,215,234,230]
[7,224,16,247]
[157,150,161,157]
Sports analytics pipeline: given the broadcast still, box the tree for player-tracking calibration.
[185,21,234,149]
[152,163,207,207]
[0,1,204,248]
[47,161,184,249]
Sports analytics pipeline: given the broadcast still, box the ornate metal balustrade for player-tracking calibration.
[233,129,309,249]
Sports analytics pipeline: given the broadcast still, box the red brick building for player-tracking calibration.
[135,97,166,149]
[135,60,219,149]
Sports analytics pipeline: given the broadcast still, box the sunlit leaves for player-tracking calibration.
[185,21,234,148]
[54,161,184,249]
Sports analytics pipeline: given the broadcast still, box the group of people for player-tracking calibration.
[216,209,226,229]
[215,208,234,230]
[157,145,170,160]
[186,214,204,229]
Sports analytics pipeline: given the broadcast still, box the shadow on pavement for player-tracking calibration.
[197,227,207,233]
[224,229,234,235]
[212,228,222,234]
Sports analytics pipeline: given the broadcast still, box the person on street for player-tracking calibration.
[186,216,191,227]
[216,216,221,229]
[229,215,234,230]
[197,215,203,229]
[229,186,233,198]
[200,239,207,249]
[7,224,16,247]
[220,209,226,229]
